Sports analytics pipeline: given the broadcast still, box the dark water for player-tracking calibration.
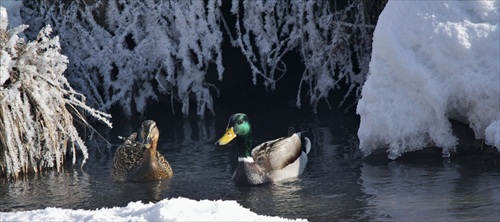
[1,111,499,221]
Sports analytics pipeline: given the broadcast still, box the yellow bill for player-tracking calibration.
[216,127,236,145]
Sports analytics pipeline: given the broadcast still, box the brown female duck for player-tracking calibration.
[111,120,173,182]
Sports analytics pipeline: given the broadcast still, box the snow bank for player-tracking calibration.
[357,1,499,159]
[0,197,306,221]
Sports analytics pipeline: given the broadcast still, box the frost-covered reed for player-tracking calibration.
[0,9,112,179]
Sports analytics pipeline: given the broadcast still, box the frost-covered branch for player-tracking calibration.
[297,1,373,111]
[22,0,224,118]
[230,0,374,112]
[229,0,302,89]
[21,0,376,117]
[0,9,112,178]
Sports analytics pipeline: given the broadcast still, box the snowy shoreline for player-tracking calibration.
[0,197,306,221]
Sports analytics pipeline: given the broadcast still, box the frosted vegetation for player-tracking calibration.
[357,1,499,159]
[21,0,224,118]
[228,1,371,110]
[0,7,112,178]
[20,0,374,117]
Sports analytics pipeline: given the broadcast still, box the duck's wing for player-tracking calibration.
[111,133,144,180]
[114,145,143,168]
[251,133,303,171]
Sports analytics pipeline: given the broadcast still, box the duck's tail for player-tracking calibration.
[289,127,312,154]
[118,132,138,145]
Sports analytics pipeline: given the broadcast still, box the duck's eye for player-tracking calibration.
[237,119,243,125]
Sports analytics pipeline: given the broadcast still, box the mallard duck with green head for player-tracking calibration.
[111,120,173,182]
[215,113,311,186]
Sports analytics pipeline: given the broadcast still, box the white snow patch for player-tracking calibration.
[357,0,499,159]
[485,120,499,149]
[0,197,306,221]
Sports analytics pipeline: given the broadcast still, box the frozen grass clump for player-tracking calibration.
[0,8,112,178]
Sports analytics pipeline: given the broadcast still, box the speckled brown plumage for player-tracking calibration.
[111,132,144,181]
[111,120,173,182]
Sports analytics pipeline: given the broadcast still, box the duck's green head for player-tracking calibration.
[216,113,251,146]
[140,120,159,149]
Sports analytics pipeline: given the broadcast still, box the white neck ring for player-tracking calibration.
[238,157,254,163]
